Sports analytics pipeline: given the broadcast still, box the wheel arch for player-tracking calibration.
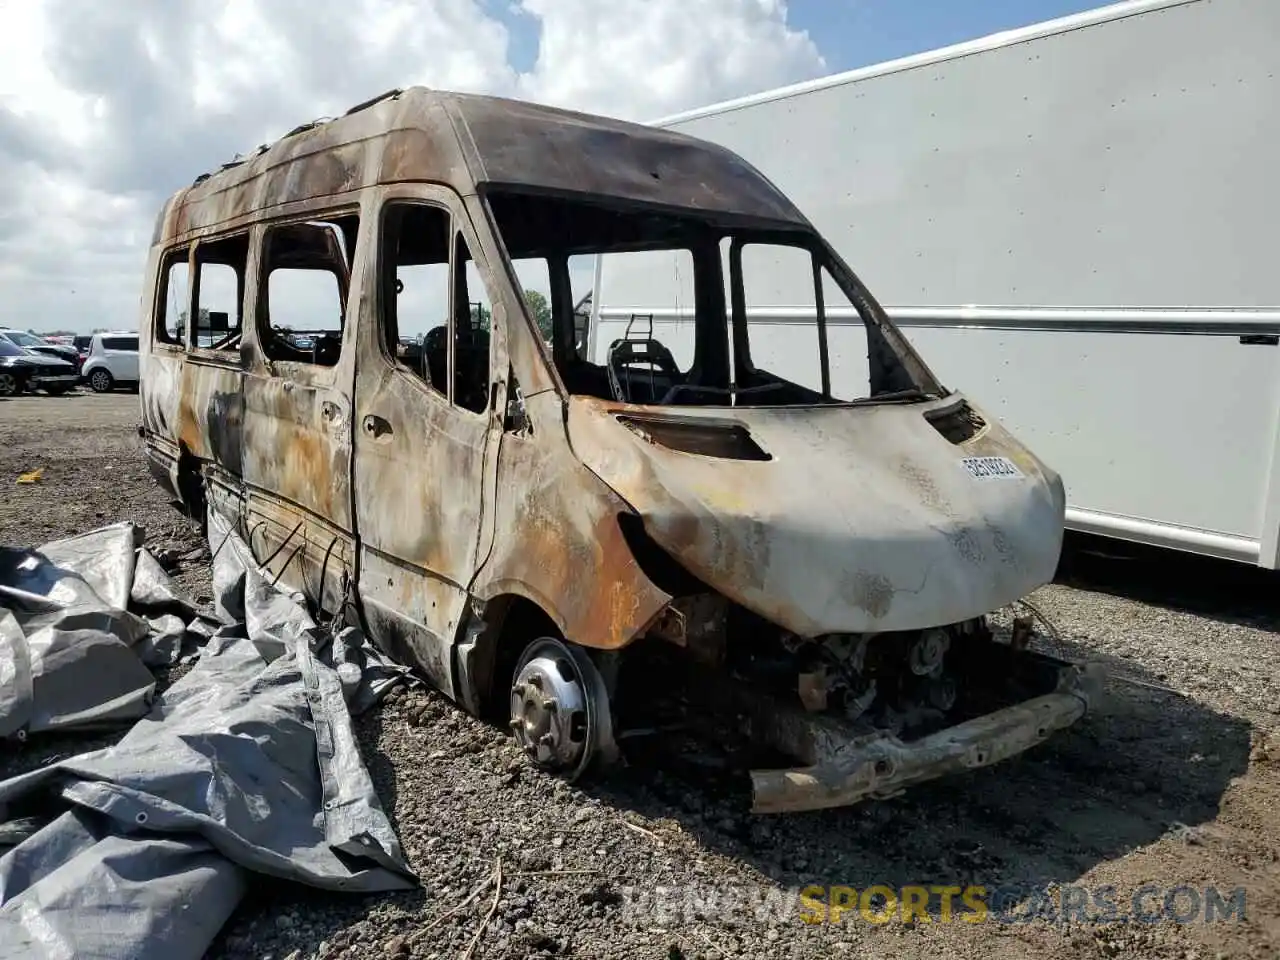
[455,590,562,722]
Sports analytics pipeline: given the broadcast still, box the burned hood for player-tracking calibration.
[567,396,1065,636]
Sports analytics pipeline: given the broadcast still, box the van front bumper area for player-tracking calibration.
[747,661,1102,814]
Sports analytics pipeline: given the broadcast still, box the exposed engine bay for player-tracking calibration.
[611,592,1100,813]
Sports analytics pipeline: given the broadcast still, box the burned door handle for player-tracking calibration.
[363,414,392,438]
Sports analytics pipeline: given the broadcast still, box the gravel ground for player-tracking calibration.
[2,391,1278,960]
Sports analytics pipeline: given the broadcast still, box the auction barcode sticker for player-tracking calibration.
[960,456,1025,480]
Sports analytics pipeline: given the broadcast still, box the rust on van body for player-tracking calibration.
[150,89,806,248]
[139,87,1096,814]
[143,89,724,659]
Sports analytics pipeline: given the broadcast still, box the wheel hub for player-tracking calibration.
[508,637,614,779]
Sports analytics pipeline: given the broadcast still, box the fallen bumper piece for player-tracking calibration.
[750,662,1103,814]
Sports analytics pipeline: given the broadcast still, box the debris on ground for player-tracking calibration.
[0,513,413,960]
[2,396,1279,960]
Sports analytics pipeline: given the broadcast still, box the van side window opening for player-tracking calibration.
[728,244,873,403]
[193,234,249,351]
[454,238,493,415]
[156,249,190,347]
[380,203,492,414]
[260,216,357,367]
[736,243,823,395]
[819,269,872,402]
[382,203,451,398]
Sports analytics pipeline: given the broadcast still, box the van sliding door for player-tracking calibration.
[238,213,361,615]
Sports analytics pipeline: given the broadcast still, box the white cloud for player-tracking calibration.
[0,0,824,333]
[517,0,823,122]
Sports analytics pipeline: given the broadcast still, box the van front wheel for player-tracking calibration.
[508,637,617,781]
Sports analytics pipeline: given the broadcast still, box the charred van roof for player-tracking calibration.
[152,87,809,246]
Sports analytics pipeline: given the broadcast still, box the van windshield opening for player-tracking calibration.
[484,190,937,408]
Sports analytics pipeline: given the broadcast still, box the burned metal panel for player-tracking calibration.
[567,394,1066,636]
[240,489,355,618]
[236,208,364,626]
[239,369,355,533]
[139,247,178,437]
[165,359,247,475]
[469,392,675,650]
[236,368,357,613]
[349,363,488,588]
[165,98,464,241]
[346,186,504,701]
[348,355,491,700]
[139,246,187,503]
[442,92,810,225]
[151,88,810,256]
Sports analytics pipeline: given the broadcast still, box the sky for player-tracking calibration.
[0,0,1107,335]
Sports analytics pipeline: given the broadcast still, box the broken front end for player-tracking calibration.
[486,192,1099,813]
[558,395,1101,814]
[645,597,1100,814]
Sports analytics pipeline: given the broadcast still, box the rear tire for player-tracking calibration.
[88,368,114,393]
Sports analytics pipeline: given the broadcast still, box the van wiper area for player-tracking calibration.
[847,388,938,406]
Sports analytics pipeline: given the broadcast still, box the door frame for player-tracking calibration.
[346,182,510,698]
[236,205,364,615]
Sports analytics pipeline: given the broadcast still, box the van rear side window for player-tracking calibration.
[156,250,189,347]
[259,216,358,367]
[194,234,248,351]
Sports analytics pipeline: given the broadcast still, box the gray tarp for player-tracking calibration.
[0,513,415,959]
[0,524,157,738]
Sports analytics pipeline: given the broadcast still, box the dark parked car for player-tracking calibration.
[0,338,80,396]
[0,329,81,370]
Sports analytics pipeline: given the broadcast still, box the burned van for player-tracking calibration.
[139,87,1097,813]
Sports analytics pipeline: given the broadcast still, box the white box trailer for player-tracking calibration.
[588,0,1280,569]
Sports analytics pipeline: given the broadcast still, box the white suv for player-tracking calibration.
[81,332,140,393]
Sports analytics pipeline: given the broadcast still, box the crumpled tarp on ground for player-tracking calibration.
[0,524,196,739]
[0,513,415,959]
